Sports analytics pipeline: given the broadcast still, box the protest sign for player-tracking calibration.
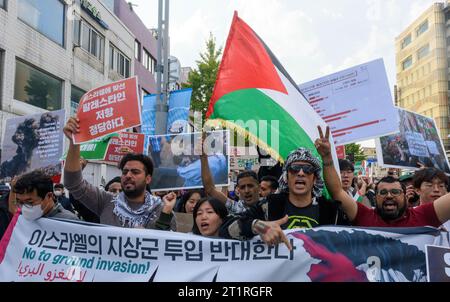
[0,215,448,282]
[148,131,229,191]
[73,77,141,144]
[336,146,346,159]
[0,110,65,180]
[299,59,398,146]
[376,108,450,173]
[425,245,450,282]
[104,132,145,164]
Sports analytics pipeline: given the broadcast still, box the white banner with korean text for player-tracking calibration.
[0,215,449,282]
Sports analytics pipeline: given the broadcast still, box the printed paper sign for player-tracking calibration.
[299,59,398,145]
[376,108,450,173]
[0,110,65,180]
[73,77,141,144]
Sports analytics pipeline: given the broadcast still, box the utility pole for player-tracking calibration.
[155,0,169,135]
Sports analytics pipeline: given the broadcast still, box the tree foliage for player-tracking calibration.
[345,143,367,162]
[184,33,222,121]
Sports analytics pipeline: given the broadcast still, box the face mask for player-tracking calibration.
[21,204,44,220]
[54,191,62,197]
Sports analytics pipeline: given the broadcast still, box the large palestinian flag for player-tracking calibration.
[206,12,337,165]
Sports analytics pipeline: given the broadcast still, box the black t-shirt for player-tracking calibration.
[282,200,320,229]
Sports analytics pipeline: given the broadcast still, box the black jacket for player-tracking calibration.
[219,192,349,240]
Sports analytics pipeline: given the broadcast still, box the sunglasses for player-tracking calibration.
[377,189,403,197]
[288,164,317,175]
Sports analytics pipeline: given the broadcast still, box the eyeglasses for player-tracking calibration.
[377,189,403,197]
[16,199,42,209]
[288,164,317,175]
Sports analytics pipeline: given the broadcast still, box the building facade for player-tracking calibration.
[0,0,142,186]
[395,2,450,150]
[110,0,157,97]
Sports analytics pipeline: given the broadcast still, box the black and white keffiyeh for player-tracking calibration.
[278,147,324,198]
[112,191,161,228]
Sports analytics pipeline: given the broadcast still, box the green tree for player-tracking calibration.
[345,143,366,162]
[184,33,222,120]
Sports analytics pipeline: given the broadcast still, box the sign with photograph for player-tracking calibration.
[0,110,65,180]
[376,108,450,173]
[147,131,230,191]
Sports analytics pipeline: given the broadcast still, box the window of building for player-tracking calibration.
[134,40,141,61]
[416,20,429,37]
[0,0,6,9]
[142,48,156,74]
[17,0,65,46]
[402,56,413,70]
[110,44,130,78]
[73,19,104,61]
[401,34,411,49]
[71,85,85,115]
[14,59,62,110]
[417,44,430,60]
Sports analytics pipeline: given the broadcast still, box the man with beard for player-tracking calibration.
[63,117,176,230]
[316,126,450,228]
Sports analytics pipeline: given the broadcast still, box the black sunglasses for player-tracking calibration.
[288,164,317,175]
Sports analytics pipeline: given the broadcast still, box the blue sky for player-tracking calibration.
[130,0,440,146]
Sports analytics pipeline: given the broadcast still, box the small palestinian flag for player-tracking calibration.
[206,12,337,165]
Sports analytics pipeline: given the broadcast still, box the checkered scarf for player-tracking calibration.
[112,191,162,228]
[278,147,324,198]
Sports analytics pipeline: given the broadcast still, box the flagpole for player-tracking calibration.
[155,0,169,135]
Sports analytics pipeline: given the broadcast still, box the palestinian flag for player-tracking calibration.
[206,12,337,165]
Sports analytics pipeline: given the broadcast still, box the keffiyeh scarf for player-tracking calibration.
[278,147,324,198]
[112,191,161,228]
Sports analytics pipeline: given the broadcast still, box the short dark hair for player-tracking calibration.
[375,176,406,194]
[192,197,228,235]
[338,159,354,172]
[54,183,64,190]
[260,175,279,190]
[236,171,258,186]
[105,176,121,191]
[118,153,154,176]
[14,170,53,199]
[412,168,448,189]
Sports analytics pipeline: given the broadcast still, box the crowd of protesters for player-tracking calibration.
[2,120,450,252]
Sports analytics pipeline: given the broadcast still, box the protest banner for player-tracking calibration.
[104,132,145,164]
[0,214,448,282]
[298,59,399,146]
[167,88,192,134]
[0,110,65,181]
[141,93,158,136]
[376,108,450,173]
[425,245,450,282]
[148,131,229,191]
[73,77,141,144]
